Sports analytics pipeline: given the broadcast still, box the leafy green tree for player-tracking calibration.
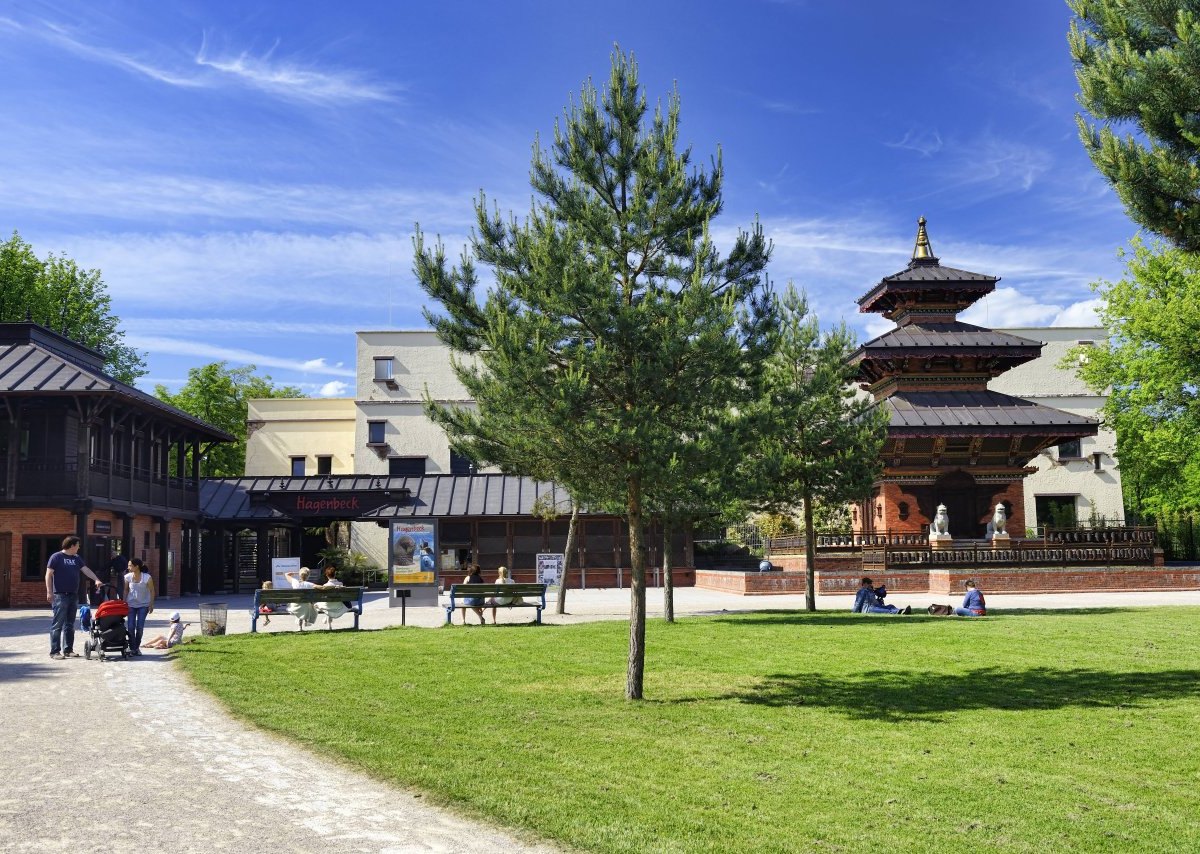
[1070,0,1200,250]
[743,285,887,611]
[414,50,775,700]
[1069,238,1200,517]
[155,362,305,477]
[0,230,145,382]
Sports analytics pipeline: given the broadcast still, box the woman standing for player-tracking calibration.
[123,558,155,655]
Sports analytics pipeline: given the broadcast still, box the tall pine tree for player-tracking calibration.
[743,285,887,611]
[1070,0,1200,250]
[415,50,774,699]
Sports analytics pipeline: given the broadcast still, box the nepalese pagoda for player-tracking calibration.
[849,218,1097,539]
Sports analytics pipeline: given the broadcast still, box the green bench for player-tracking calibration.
[251,587,365,632]
[444,583,547,624]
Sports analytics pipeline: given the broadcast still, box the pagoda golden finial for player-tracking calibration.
[912,216,936,262]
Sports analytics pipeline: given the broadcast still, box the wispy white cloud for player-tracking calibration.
[135,335,355,377]
[121,318,363,337]
[0,16,395,106]
[885,129,943,157]
[317,381,350,397]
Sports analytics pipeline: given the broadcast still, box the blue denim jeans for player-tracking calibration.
[50,593,78,654]
[865,604,899,614]
[954,607,982,617]
[128,605,149,650]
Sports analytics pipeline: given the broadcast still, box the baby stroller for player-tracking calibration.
[84,585,131,661]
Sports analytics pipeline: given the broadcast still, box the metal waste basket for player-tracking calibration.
[198,602,228,636]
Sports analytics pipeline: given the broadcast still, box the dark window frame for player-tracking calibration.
[290,456,306,477]
[367,421,386,445]
[388,456,426,477]
[23,535,68,582]
[316,455,333,475]
[373,357,394,381]
[1058,439,1083,460]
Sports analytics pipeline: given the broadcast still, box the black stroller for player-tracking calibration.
[83,584,131,661]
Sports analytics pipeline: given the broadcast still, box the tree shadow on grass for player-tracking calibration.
[714,666,1200,722]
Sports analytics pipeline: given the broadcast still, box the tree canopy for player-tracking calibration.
[1071,238,1200,517]
[741,285,887,610]
[414,49,775,699]
[0,230,145,383]
[1070,0,1200,250]
[155,362,305,478]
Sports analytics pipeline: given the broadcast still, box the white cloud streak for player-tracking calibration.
[135,335,355,377]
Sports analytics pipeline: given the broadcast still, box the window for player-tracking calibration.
[897,501,910,521]
[367,421,386,445]
[1036,495,1077,530]
[1057,439,1082,460]
[290,457,306,477]
[373,357,394,381]
[450,450,475,475]
[388,456,426,477]
[316,455,332,475]
[23,535,66,581]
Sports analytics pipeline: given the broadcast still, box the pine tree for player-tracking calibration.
[743,285,887,611]
[414,49,774,700]
[1070,0,1200,250]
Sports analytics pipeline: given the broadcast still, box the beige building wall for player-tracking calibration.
[245,397,357,477]
[991,327,1124,528]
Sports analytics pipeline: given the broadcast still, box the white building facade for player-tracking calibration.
[991,327,1124,530]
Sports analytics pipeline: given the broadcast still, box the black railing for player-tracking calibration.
[1,455,197,510]
[864,540,1155,568]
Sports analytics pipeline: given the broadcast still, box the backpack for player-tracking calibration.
[927,603,954,616]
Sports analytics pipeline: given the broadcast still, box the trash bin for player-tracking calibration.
[198,603,228,636]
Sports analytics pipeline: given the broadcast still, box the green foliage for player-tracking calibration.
[155,361,305,477]
[1070,0,1200,249]
[0,230,145,382]
[1067,238,1200,516]
[180,607,1200,853]
[413,49,775,697]
[742,284,887,607]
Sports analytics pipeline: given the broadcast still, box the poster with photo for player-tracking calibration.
[536,553,564,586]
[389,520,438,607]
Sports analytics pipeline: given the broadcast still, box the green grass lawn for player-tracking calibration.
[176,608,1200,853]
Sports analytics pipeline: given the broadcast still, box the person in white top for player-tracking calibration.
[284,567,319,627]
[487,565,522,624]
[315,565,349,623]
[123,558,155,655]
[144,612,188,649]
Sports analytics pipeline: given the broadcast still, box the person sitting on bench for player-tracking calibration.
[459,564,486,625]
[486,566,523,624]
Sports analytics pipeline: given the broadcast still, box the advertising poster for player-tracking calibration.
[536,553,565,586]
[389,520,438,607]
[272,556,301,590]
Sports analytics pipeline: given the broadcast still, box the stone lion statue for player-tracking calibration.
[986,503,1008,539]
[930,504,950,536]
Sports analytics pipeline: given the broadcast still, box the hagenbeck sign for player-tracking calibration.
[257,491,401,518]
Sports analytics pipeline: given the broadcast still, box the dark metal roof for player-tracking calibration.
[857,260,999,314]
[881,262,998,285]
[0,332,234,441]
[200,474,587,523]
[851,323,1043,368]
[883,390,1099,434]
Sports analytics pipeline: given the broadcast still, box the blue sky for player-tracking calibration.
[1,1,1136,396]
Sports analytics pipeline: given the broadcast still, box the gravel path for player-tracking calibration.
[0,609,556,854]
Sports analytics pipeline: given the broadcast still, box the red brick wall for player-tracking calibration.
[695,570,809,595]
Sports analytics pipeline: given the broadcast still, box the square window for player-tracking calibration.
[316,455,332,475]
[367,421,386,445]
[373,357,394,381]
[1057,439,1082,460]
[450,450,475,475]
[22,536,64,581]
[290,457,306,477]
[388,456,425,477]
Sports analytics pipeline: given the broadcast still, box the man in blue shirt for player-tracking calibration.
[45,536,103,659]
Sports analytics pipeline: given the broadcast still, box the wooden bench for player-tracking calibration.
[251,587,365,632]
[444,583,547,625]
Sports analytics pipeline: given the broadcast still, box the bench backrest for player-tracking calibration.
[256,587,365,605]
[449,583,547,599]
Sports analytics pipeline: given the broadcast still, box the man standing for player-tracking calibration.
[46,536,102,659]
[107,543,130,592]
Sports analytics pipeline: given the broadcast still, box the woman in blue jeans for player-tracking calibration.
[954,579,987,617]
[123,558,155,654]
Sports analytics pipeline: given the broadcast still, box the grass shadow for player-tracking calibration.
[715,666,1200,722]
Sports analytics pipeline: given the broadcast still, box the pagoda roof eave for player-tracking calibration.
[882,389,1099,433]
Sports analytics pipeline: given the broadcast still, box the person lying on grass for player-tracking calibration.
[852,576,910,615]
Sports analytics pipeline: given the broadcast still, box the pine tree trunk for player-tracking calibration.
[626,476,646,700]
[662,516,674,623]
[804,491,817,612]
[555,501,579,615]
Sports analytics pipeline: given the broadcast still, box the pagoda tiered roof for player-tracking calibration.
[853,321,1041,357]
[882,389,1097,435]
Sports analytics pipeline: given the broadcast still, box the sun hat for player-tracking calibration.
[170,611,181,622]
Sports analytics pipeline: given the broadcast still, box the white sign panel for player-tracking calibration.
[272,557,301,590]
[536,553,564,586]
